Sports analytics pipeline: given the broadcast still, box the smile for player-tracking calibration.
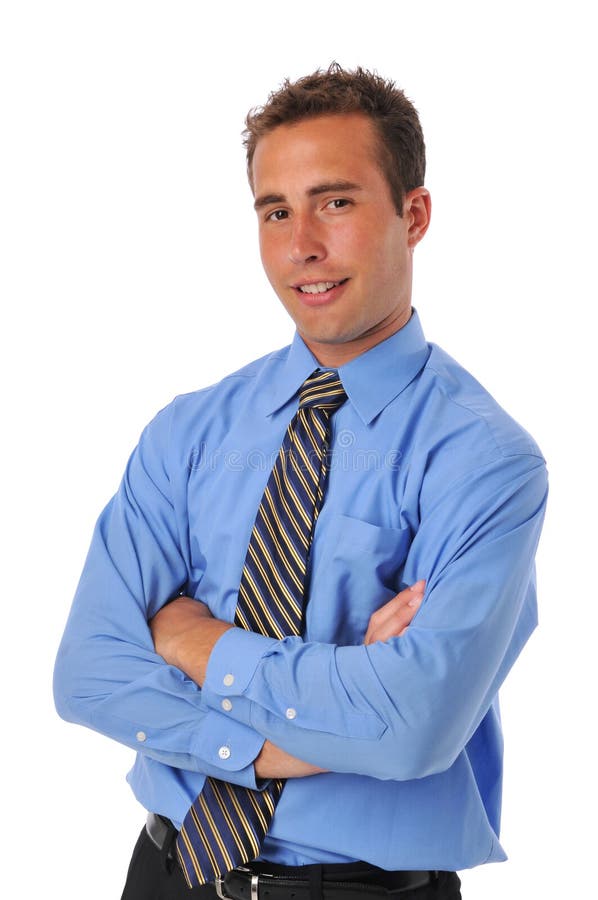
[293,278,349,306]
[298,280,346,294]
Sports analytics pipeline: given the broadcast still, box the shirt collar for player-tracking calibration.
[265,308,430,425]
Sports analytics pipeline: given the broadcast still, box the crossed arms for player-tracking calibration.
[149,582,425,779]
[54,401,548,786]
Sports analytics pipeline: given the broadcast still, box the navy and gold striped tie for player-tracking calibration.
[176,368,347,888]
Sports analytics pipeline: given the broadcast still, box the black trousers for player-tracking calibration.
[120,824,462,900]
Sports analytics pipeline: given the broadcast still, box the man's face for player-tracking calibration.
[251,112,429,364]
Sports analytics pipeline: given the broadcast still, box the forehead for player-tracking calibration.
[251,113,384,192]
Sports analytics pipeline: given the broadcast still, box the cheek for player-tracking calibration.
[331,222,365,258]
[370,228,408,279]
[334,219,392,272]
[259,231,286,282]
[258,232,270,271]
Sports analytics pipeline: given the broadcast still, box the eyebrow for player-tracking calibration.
[253,180,362,211]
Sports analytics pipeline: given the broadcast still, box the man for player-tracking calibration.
[54,64,548,900]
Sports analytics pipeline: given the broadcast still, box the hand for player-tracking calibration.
[254,739,327,779]
[363,580,426,645]
[150,596,234,686]
[253,583,426,779]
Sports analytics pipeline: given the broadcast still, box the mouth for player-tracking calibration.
[292,278,349,306]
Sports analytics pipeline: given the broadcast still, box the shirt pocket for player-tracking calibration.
[307,514,412,644]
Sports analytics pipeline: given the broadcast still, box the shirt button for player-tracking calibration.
[221,699,233,712]
[218,746,231,760]
[285,708,297,720]
[136,731,147,742]
[223,673,235,687]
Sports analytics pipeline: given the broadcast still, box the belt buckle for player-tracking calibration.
[218,869,261,900]
[215,877,231,900]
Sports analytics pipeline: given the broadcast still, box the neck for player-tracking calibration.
[302,306,413,368]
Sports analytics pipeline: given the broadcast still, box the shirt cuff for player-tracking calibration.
[202,627,280,727]
[202,628,385,744]
[189,708,266,790]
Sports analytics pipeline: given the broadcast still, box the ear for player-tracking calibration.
[404,188,431,249]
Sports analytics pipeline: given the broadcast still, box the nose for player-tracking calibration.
[288,214,326,265]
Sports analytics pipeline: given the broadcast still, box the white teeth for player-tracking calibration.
[299,281,340,294]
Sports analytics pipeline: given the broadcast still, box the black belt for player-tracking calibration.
[219,866,436,900]
[146,814,438,897]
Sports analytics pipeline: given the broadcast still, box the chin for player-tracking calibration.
[300,325,360,347]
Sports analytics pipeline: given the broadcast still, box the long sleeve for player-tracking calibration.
[53,403,265,788]
[53,317,548,868]
[201,451,548,781]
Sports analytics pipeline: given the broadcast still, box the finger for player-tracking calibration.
[364,594,423,644]
[365,612,415,645]
[364,580,425,644]
[365,604,421,644]
[365,580,425,635]
[380,580,426,620]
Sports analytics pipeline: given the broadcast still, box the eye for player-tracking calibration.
[266,209,289,222]
[326,198,351,210]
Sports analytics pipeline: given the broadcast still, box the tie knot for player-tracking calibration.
[298,369,347,411]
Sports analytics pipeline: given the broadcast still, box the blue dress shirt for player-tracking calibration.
[54,309,548,872]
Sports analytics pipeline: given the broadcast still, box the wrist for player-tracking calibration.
[184,619,235,687]
[194,620,235,685]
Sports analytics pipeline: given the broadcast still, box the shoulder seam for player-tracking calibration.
[424,362,544,461]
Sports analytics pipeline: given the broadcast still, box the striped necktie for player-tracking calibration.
[176,368,347,888]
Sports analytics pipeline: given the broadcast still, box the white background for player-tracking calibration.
[1,1,596,896]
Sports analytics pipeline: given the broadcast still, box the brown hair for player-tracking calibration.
[243,62,426,215]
